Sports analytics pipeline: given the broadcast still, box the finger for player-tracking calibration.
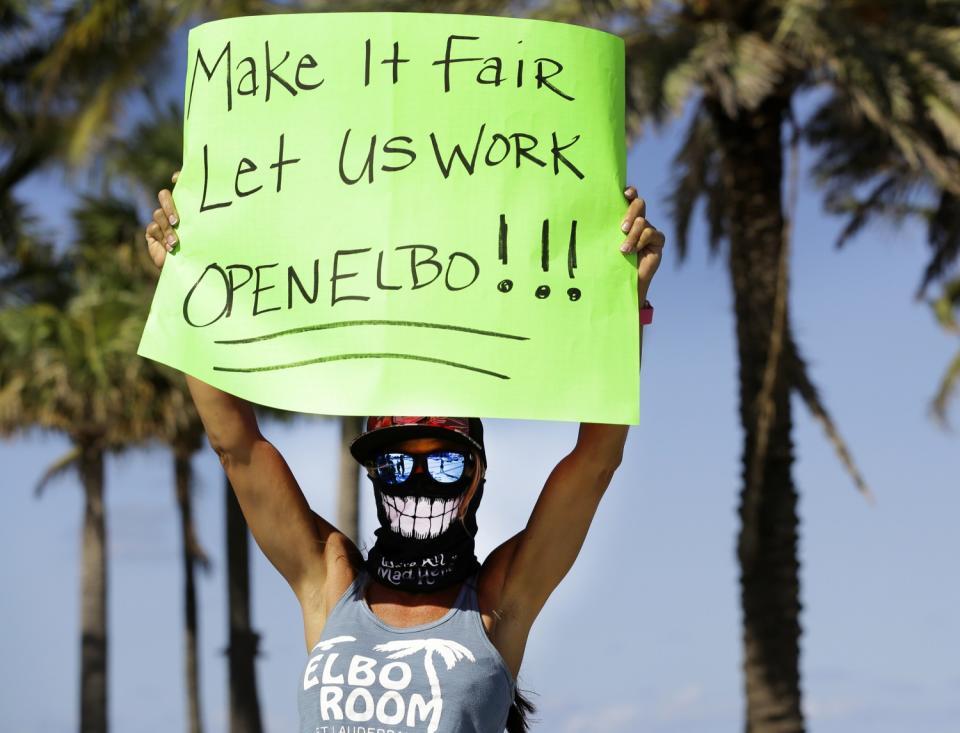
[633,195,646,218]
[623,185,637,200]
[620,216,648,253]
[146,221,172,253]
[621,196,648,233]
[634,225,659,254]
[159,189,178,226]
[145,233,165,259]
[153,207,176,249]
[620,196,645,233]
[172,170,180,183]
[145,225,167,264]
[646,227,666,250]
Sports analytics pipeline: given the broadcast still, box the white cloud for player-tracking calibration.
[804,693,866,720]
[656,683,704,721]
[562,702,640,733]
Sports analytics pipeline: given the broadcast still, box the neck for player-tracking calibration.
[365,574,464,606]
[364,526,480,593]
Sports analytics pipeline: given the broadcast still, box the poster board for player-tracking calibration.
[137,12,637,423]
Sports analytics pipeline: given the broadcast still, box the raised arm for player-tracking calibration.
[494,422,630,617]
[184,375,360,601]
[485,185,665,629]
[145,172,360,614]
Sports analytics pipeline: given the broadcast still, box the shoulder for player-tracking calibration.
[478,531,537,625]
[476,535,532,682]
[477,531,522,614]
[299,530,362,633]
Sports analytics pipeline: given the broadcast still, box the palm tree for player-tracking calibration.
[172,426,212,733]
[0,177,221,733]
[624,5,958,731]
[223,476,264,733]
[0,196,163,733]
[374,638,477,733]
[91,194,215,733]
[617,5,958,731]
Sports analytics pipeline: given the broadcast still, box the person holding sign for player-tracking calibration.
[145,172,663,733]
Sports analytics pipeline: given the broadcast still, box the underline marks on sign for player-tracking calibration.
[212,353,510,380]
[211,318,526,379]
[212,318,530,345]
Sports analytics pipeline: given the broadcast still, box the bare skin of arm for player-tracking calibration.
[185,377,361,636]
[146,172,361,649]
[478,416,630,679]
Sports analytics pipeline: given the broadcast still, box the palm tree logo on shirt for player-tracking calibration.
[373,638,476,733]
[311,635,357,652]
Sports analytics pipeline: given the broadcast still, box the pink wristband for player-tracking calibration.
[640,299,654,325]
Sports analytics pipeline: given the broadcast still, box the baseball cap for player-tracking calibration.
[349,416,486,466]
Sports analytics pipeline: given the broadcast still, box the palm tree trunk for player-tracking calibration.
[710,93,805,733]
[337,416,363,542]
[174,446,204,733]
[78,440,107,733]
[225,474,263,733]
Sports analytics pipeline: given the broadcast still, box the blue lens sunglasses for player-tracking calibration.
[370,450,472,485]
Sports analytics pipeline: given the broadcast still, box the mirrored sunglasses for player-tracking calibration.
[371,450,471,485]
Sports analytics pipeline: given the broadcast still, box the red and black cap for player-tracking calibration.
[349,416,486,466]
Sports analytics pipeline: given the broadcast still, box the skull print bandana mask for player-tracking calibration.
[364,468,483,593]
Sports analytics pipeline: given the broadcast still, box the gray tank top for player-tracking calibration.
[298,568,516,733]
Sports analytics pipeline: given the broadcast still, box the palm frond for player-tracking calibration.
[928,278,960,426]
[930,278,960,332]
[665,99,725,260]
[804,91,958,296]
[33,443,81,497]
[804,3,960,196]
[374,640,426,659]
[785,332,874,503]
[103,96,184,198]
[621,26,694,137]
[930,350,960,427]
[918,191,960,296]
[729,31,788,110]
[828,176,902,250]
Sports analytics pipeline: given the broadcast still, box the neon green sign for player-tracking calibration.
[137,12,637,423]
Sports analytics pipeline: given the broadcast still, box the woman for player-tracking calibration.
[145,172,664,732]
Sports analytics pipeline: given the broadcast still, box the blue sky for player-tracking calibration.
[2,19,960,733]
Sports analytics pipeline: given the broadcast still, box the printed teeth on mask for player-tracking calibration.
[381,495,462,539]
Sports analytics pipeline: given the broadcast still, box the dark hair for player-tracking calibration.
[507,686,537,732]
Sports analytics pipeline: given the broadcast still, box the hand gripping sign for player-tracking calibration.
[137,12,638,424]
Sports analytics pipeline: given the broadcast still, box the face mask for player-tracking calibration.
[374,462,474,539]
[364,470,484,593]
